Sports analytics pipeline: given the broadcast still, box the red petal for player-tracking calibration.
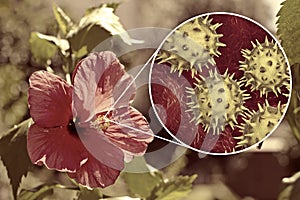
[72,51,136,123]
[68,154,120,188]
[103,106,154,155]
[191,125,236,153]
[77,127,125,171]
[28,71,72,127]
[27,124,87,172]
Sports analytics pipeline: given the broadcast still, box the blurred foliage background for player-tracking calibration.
[0,0,54,199]
[0,0,300,200]
[0,0,50,131]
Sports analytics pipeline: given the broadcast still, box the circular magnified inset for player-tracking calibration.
[149,12,291,155]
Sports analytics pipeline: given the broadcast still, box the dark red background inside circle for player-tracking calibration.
[151,14,290,153]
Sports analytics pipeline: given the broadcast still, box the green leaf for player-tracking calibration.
[29,32,58,64]
[102,197,141,200]
[280,172,300,200]
[290,178,300,200]
[67,4,132,53]
[124,156,154,173]
[85,3,120,15]
[0,118,33,199]
[52,3,74,35]
[123,171,163,199]
[163,148,189,179]
[276,0,300,66]
[33,32,70,54]
[77,186,103,200]
[149,175,197,200]
[105,3,120,11]
[68,25,112,53]
[78,5,131,44]
[18,184,54,200]
[278,185,293,200]
[74,46,88,59]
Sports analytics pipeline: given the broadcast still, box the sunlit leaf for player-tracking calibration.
[30,32,58,64]
[32,32,70,54]
[0,118,33,199]
[52,3,74,35]
[123,172,162,199]
[67,4,132,53]
[78,5,131,44]
[276,0,300,66]
[85,3,120,15]
[18,184,54,200]
[149,175,197,200]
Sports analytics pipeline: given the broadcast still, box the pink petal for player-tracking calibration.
[103,106,154,155]
[77,126,125,171]
[27,124,87,172]
[68,154,120,188]
[72,51,136,123]
[28,71,72,127]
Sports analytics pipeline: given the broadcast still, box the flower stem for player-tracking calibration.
[287,115,300,144]
[46,66,54,73]
[26,185,53,200]
[1,118,32,138]
[68,175,81,187]
[55,184,79,190]
[66,73,72,85]
[45,59,54,73]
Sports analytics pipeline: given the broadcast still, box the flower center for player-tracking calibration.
[90,114,111,132]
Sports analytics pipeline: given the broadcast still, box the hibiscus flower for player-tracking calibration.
[27,51,154,188]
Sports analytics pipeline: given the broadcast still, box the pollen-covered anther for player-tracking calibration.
[239,37,290,97]
[90,115,111,131]
[157,15,226,77]
[235,101,283,148]
[186,69,250,135]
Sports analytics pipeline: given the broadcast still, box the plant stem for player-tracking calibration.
[27,185,53,200]
[287,115,300,144]
[55,184,80,190]
[1,118,32,138]
[46,66,54,73]
[66,73,72,85]
[45,59,54,73]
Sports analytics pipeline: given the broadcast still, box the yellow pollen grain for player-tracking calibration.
[90,115,111,131]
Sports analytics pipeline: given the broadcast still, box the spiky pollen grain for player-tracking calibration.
[157,15,225,77]
[235,101,283,148]
[240,37,290,97]
[186,69,250,135]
